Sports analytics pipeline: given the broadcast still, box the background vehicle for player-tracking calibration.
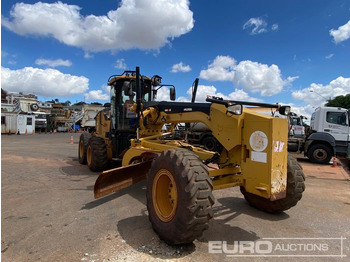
[79,67,305,245]
[288,107,349,164]
[289,113,306,138]
[34,112,47,132]
[174,78,223,151]
[78,68,175,169]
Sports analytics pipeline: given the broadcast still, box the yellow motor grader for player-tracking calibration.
[78,67,305,245]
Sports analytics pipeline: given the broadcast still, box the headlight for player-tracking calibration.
[227,104,243,115]
[279,106,291,116]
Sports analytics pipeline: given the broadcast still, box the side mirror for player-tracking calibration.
[279,106,291,116]
[227,104,242,115]
[170,87,176,101]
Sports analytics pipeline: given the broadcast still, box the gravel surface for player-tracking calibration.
[1,133,349,261]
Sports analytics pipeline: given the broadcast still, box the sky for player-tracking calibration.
[1,0,350,118]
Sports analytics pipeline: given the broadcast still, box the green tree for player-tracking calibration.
[326,94,350,109]
[72,101,86,106]
[63,100,71,106]
[49,98,60,104]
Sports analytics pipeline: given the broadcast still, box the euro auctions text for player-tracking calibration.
[208,237,347,258]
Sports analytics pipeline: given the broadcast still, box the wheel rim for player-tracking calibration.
[79,140,84,158]
[205,140,215,151]
[152,169,178,222]
[87,145,92,166]
[313,149,327,161]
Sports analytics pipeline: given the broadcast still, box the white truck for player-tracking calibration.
[289,114,305,138]
[288,106,349,163]
[34,112,48,132]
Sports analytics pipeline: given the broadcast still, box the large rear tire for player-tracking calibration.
[78,133,92,164]
[240,154,305,213]
[87,137,108,172]
[147,149,215,245]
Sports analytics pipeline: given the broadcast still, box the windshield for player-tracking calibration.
[35,114,46,119]
[292,117,302,126]
[111,78,153,131]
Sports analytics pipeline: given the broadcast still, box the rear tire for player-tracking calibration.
[147,149,215,245]
[307,144,333,164]
[240,154,305,213]
[87,137,108,172]
[78,133,92,164]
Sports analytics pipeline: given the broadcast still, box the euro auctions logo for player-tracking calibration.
[208,237,347,258]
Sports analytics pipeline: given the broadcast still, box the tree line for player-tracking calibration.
[325,94,350,109]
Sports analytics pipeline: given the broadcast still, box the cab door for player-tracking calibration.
[324,110,349,141]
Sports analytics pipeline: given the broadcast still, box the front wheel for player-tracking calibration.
[240,154,305,213]
[87,137,108,172]
[146,149,215,245]
[307,144,333,164]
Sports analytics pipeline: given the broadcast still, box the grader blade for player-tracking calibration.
[94,160,153,199]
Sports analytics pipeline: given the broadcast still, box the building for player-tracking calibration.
[1,112,35,134]
[1,89,38,134]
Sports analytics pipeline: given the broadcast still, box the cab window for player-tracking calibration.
[326,112,347,126]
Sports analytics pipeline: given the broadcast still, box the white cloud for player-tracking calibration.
[271,24,279,31]
[199,56,235,81]
[1,67,89,97]
[288,104,315,119]
[2,51,17,65]
[176,96,190,102]
[84,84,111,101]
[2,0,194,52]
[186,85,218,102]
[114,59,127,70]
[292,76,350,107]
[200,55,296,96]
[227,89,262,102]
[330,20,350,43]
[35,58,72,67]
[325,53,334,59]
[243,17,268,35]
[234,61,285,96]
[84,90,109,101]
[175,85,261,103]
[102,84,111,95]
[84,52,94,59]
[155,86,171,101]
[171,62,191,73]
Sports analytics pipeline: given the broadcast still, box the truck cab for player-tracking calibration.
[34,112,47,132]
[305,107,350,163]
[310,107,349,141]
[289,114,305,138]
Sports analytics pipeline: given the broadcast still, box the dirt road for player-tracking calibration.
[1,133,349,261]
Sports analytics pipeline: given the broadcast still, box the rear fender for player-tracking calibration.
[305,132,336,155]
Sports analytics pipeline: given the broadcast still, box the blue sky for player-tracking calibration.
[2,0,350,117]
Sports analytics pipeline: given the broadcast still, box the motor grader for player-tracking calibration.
[79,67,305,245]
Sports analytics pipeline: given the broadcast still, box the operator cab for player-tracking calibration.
[109,73,151,132]
[108,69,175,156]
